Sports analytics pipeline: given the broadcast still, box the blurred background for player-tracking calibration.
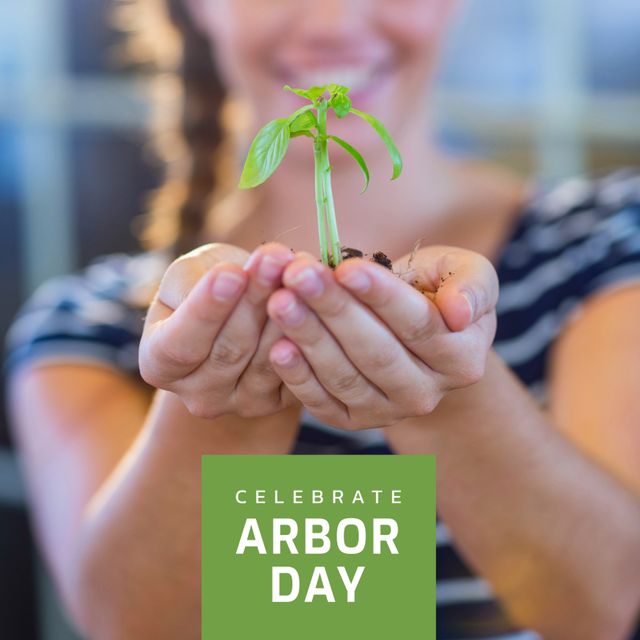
[1,0,639,637]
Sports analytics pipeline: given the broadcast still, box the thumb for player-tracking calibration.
[433,251,499,332]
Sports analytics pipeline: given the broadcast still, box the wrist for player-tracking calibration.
[385,350,513,451]
[147,390,302,454]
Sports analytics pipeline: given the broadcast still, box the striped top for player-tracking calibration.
[5,170,640,639]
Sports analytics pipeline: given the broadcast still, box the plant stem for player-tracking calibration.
[315,99,341,266]
[313,136,329,266]
[322,147,342,266]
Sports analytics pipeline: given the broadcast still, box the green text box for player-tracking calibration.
[202,455,435,639]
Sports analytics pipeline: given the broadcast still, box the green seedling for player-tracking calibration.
[238,84,403,267]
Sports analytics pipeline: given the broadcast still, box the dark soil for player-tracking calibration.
[371,251,393,270]
[341,247,364,260]
[327,246,394,271]
[309,244,451,298]
[337,245,454,299]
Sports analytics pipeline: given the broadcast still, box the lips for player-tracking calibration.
[294,66,379,92]
[274,59,392,96]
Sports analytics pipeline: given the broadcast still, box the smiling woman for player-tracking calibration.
[5,0,640,639]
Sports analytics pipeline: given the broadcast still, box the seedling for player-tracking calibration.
[238,84,403,267]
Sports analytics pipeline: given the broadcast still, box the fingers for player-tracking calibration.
[336,250,496,388]
[203,243,294,374]
[336,245,499,331]
[276,257,426,399]
[240,318,286,387]
[431,250,499,332]
[266,288,388,413]
[293,250,319,263]
[140,241,318,419]
[140,262,248,386]
[395,246,499,332]
[234,318,291,414]
[334,259,447,361]
[141,242,294,389]
[156,242,250,311]
[268,338,351,427]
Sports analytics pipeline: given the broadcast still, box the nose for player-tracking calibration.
[297,0,371,43]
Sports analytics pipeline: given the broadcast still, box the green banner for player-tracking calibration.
[202,455,436,639]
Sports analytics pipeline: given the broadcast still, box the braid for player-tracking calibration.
[119,0,228,257]
[166,0,226,257]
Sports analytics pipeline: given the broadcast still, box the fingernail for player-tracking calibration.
[257,254,284,286]
[272,346,297,367]
[461,290,476,320]
[288,267,324,297]
[277,297,306,325]
[211,271,244,301]
[340,269,371,293]
[243,249,261,272]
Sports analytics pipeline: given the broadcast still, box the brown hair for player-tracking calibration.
[117,0,229,256]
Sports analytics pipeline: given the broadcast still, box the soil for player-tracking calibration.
[287,241,454,299]
[327,246,394,271]
[336,245,454,301]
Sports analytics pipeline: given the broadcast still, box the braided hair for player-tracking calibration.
[119,0,229,257]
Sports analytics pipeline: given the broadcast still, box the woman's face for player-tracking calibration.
[188,0,456,156]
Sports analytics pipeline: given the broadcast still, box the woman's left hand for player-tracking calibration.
[266,246,499,430]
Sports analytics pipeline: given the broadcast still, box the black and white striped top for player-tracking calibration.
[6,170,640,639]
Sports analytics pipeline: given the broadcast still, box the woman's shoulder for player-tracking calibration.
[494,168,640,395]
[527,167,639,218]
[497,168,640,291]
[5,250,170,378]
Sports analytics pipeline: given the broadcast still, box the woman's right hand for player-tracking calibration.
[139,241,301,419]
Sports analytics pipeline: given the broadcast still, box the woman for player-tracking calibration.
[6,0,640,638]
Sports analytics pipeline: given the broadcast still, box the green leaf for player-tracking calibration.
[327,84,350,96]
[289,109,318,133]
[329,93,352,119]
[238,118,291,189]
[350,108,403,180]
[327,135,370,193]
[283,85,327,102]
[286,103,315,123]
[291,130,315,139]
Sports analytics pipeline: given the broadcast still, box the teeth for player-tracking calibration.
[295,67,376,92]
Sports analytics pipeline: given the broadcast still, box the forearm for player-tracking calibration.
[73,390,301,639]
[385,350,640,639]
